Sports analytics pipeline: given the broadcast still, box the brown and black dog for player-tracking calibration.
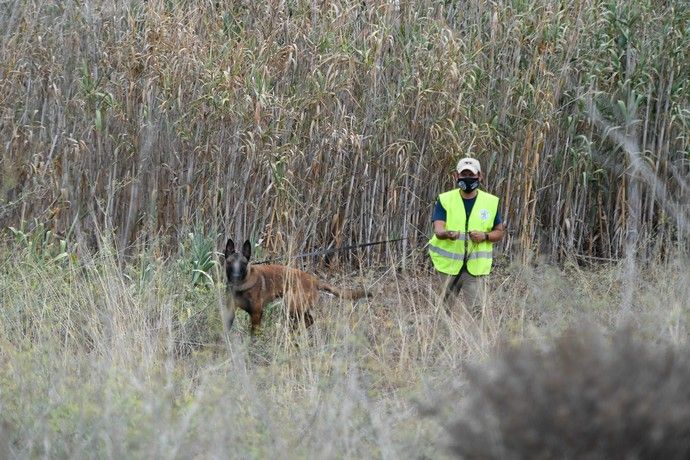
[223,238,369,335]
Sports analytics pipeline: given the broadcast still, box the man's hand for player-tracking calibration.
[445,231,460,240]
[436,230,460,240]
[433,220,461,240]
[469,230,488,242]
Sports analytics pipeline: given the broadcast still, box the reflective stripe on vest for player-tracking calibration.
[429,245,493,261]
[428,189,499,276]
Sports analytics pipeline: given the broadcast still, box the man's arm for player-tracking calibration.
[432,200,460,240]
[485,223,505,243]
[433,220,460,240]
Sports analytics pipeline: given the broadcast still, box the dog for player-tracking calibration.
[223,238,369,335]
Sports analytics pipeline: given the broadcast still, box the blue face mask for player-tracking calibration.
[457,177,480,192]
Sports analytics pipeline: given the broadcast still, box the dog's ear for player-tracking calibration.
[242,239,252,260]
[224,238,235,259]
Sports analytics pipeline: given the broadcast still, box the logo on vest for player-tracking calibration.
[480,209,490,220]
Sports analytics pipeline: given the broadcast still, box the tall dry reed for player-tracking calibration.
[1,0,689,264]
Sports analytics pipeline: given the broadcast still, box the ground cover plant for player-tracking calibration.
[443,325,690,459]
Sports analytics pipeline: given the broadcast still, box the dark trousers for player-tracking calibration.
[436,269,487,317]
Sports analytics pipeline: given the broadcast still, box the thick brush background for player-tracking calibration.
[1,0,689,263]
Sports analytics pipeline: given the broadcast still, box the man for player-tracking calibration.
[428,157,505,315]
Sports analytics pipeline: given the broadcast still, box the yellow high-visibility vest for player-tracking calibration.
[428,189,499,276]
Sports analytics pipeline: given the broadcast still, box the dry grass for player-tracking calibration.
[0,237,688,458]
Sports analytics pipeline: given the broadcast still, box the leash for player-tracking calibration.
[253,237,408,265]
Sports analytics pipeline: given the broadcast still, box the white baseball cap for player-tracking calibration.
[456,157,481,175]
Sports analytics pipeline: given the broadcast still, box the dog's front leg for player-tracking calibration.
[249,311,262,336]
[225,306,236,331]
[223,292,238,333]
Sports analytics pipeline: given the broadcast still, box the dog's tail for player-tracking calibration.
[317,281,371,300]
